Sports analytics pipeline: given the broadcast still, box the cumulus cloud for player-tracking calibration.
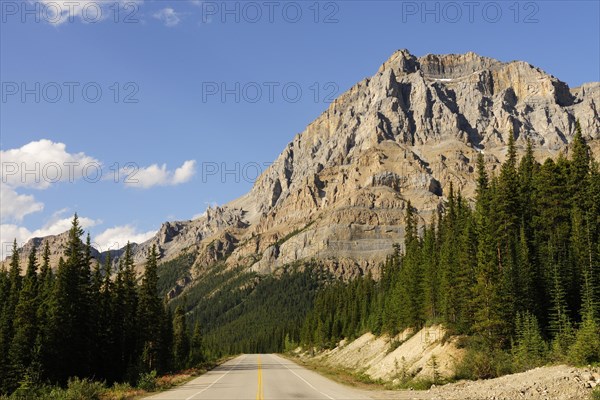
[93,225,156,252]
[1,139,100,223]
[1,139,100,190]
[0,186,44,222]
[0,225,32,258]
[125,160,196,189]
[0,213,100,259]
[153,7,181,27]
[173,160,197,184]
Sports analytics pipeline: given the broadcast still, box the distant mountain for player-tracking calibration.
[1,231,139,273]
[5,50,599,280]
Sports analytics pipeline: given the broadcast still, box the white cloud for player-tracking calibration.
[1,139,100,223]
[0,213,100,259]
[34,214,100,238]
[0,224,32,258]
[93,225,155,252]
[0,186,44,222]
[153,7,181,27]
[173,160,197,184]
[125,160,196,189]
[1,139,100,189]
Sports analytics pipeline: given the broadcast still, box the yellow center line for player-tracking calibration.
[256,354,263,400]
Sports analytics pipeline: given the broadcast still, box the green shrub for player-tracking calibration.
[569,316,600,365]
[550,316,576,361]
[455,344,513,380]
[137,370,157,392]
[512,312,548,371]
[38,378,105,400]
[591,386,600,400]
[103,382,136,400]
[62,378,105,400]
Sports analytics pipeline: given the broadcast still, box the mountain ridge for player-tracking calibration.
[4,49,599,279]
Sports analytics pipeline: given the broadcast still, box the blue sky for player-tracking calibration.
[1,0,599,256]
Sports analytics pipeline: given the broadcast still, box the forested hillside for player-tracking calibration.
[301,126,600,374]
[0,218,202,395]
[1,127,598,396]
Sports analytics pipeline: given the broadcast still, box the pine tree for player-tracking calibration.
[189,322,205,366]
[138,245,164,372]
[38,242,52,289]
[569,120,590,208]
[114,243,139,380]
[512,312,547,371]
[456,205,477,332]
[173,305,190,370]
[422,217,440,323]
[548,245,575,358]
[48,215,91,383]
[96,253,117,382]
[397,201,424,329]
[159,306,174,372]
[0,240,22,392]
[496,131,521,333]
[568,313,600,365]
[8,247,39,384]
[472,155,507,345]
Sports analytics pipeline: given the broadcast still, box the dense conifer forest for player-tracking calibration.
[0,219,202,395]
[1,126,598,396]
[301,127,600,374]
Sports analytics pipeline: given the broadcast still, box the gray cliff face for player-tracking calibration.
[6,50,599,279]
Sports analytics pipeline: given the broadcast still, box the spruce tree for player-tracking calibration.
[172,305,190,369]
[398,201,424,329]
[8,247,39,385]
[48,215,90,382]
[189,322,205,366]
[0,240,22,392]
[569,120,590,209]
[422,217,440,323]
[138,245,164,372]
[472,155,506,345]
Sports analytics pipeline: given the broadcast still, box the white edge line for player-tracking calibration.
[271,354,335,400]
[185,355,246,400]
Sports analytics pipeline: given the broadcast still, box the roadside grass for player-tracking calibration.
[1,358,231,400]
[281,353,446,391]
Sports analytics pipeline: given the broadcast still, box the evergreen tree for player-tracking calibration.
[512,312,547,371]
[138,245,164,372]
[496,131,521,333]
[173,305,190,369]
[439,184,462,329]
[189,322,205,366]
[96,253,116,382]
[114,243,139,380]
[472,156,507,345]
[397,201,424,329]
[8,247,39,388]
[0,240,22,392]
[48,215,91,382]
[569,120,590,208]
[422,217,440,323]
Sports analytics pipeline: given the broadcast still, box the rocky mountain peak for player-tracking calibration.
[417,52,500,79]
[5,50,599,279]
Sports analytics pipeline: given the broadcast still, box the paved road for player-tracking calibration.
[146,354,372,400]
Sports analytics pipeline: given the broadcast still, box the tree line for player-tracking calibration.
[0,216,204,395]
[301,126,600,368]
